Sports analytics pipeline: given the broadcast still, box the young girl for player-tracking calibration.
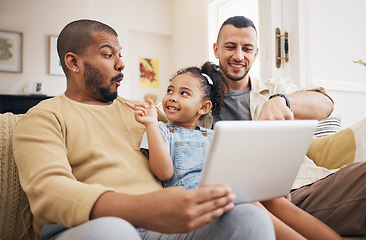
[126,61,342,240]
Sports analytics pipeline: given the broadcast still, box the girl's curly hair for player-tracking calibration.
[170,61,229,116]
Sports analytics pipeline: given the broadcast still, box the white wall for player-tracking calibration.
[1,0,365,128]
[0,0,208,103]
[171,0,209,71]
[309,0,366,128]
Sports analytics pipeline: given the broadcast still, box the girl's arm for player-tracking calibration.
[125,99,174,181]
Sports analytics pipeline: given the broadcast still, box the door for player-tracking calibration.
[258,0,310,87]
[259,0,366,127]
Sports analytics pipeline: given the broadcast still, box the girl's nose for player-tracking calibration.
[169,96,177,102]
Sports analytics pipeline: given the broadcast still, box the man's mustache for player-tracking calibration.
[112,73,124,81]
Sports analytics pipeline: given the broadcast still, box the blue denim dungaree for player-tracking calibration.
[140,122,212,190]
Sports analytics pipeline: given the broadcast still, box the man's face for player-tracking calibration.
[78,32,125,103]
[83,61,121,102]
[213,25,258,83]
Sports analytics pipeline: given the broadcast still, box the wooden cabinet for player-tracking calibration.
[0,94,53,114]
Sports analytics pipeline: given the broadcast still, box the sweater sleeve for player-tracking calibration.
[13,111,116,228]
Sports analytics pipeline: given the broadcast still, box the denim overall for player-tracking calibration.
[162,123,212,189]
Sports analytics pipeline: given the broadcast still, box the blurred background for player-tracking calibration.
[1,0,365,128]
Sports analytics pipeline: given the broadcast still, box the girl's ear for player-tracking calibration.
[199,100,212,115]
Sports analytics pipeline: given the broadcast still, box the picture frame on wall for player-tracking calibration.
[0,30,23,73]
[139,57,159,88]
[49,35,64,75]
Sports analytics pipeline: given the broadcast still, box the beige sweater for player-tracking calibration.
[13,94,163,237]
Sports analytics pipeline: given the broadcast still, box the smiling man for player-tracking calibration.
[205,16,334,127]
[214,22,258,89]
[198,15,366,236]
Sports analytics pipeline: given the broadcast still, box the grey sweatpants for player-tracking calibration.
[41,203,275,240]
[291,162,366,236]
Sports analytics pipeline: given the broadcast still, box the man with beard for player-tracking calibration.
[13,19,275,240]
[199,15,366,236]
[208,16,334,126]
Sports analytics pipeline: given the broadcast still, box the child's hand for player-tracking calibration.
[125,98,158,126]
[285,194,292,202]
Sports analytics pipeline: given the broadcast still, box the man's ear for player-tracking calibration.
[199,100,212,115]
[64,52,79,73]
[213,43,219,59]
[254,47,259,59]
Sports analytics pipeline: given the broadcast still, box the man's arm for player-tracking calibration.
[258,91,334,120]
[90,186,236,233]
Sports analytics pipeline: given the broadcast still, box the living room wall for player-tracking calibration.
[0,0,208,103]
[1,0,365,128]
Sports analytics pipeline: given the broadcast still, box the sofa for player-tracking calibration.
[0,113,35,240]
[0,112,365,240]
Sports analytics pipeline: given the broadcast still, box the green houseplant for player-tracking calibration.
[353,59,366,67]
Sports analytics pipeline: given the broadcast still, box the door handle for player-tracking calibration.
[276,28,289,68]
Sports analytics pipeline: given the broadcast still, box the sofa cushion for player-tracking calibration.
[313,116,342,138]
[307,118,366,170]
[0,112,35,240]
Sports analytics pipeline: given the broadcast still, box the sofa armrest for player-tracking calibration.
[0,112,36,240]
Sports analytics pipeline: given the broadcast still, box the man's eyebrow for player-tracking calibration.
[99,44,122,51]
[99,44,113,50]
[224,41,236,45]
[224,41,255,47]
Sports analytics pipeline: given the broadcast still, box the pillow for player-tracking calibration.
[307,118,366,170]
[314,116,341,138]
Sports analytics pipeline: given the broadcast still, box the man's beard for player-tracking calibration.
[83,61,119,102]
[220,63,251,82]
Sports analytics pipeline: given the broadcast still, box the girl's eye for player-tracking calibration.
[181,91,189,96]
[167,89,173,93]
[104,54,113,58]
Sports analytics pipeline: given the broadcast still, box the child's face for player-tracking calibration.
[162,73,210,129]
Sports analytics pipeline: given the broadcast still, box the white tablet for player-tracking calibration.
[199,120,317,204]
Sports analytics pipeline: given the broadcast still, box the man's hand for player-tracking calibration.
[125,98,158,126]
[140,186,236,233]
[91,186,236,234]
[258,96,294,120]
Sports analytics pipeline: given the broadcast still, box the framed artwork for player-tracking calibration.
[0,30,23,73]
[49,35,64,75]
[139,57,159,88]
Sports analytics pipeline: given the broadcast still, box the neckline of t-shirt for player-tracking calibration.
[226,87,251,96]
[62,93,118,109]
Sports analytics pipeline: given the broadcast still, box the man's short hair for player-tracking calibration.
[217,16,257,43]
[57,19,118,73]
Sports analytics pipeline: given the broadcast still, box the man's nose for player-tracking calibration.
[233,48,244,61]
[116,58,125,72]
